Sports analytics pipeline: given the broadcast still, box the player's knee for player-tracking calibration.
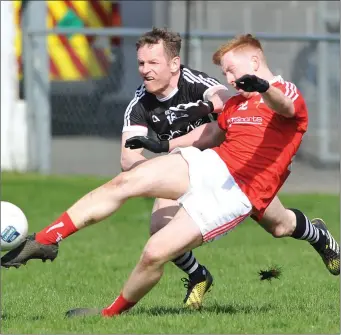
[107,171,130,188]
[140,244,165,268]
[106,171,136,197]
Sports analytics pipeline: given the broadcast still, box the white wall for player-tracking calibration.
[1,1,29,172]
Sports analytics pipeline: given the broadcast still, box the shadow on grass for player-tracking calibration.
[2,304,273,321]
[134,303,273,316]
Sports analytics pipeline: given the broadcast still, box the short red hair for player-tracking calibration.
[212,34,263,65]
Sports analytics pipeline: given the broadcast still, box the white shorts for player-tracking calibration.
[172,147,252,243]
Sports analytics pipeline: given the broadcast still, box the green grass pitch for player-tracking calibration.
[1,172,340,334]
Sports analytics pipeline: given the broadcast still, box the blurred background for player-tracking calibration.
[1,0,340,193]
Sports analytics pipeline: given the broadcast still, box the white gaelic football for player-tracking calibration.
[1,201,28,251]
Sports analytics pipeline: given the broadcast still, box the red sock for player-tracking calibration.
[101,294,136,317]
[35,212,78,245]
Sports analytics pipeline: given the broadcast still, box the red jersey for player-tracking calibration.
[213,76,308,218]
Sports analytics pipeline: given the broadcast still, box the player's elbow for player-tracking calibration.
[121,151,146,171]
[280,100,295,118]
[120,154,131,172]
[206,86,229,112]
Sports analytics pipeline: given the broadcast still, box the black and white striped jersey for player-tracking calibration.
[122,65,225,140]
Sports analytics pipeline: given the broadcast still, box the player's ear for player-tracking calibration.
[170,56,180,73]
[251,55,260,72]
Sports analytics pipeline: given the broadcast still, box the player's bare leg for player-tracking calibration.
[99,207,204,316]
[123,207,202,299]
[258,196,340,275]
[151,198,213,309]
[67,207,204,318]
[1,154,191,268]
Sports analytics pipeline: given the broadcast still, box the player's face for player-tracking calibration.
[137,42,176,95]
[221,50,258,98]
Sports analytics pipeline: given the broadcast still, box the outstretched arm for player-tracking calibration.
[235,75,295,118]
[261,85,295,118]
